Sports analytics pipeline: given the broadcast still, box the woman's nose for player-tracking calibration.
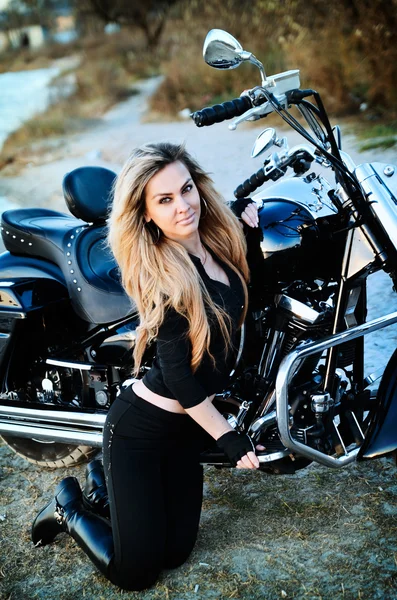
[175,194,190,212]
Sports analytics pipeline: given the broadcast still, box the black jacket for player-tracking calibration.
[142,248,245,408]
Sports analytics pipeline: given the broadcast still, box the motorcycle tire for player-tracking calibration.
[0,435,98,469]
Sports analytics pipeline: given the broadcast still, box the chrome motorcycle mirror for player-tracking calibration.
[203,29,243,69]
[203,29,267,85]
[251,128,277,158]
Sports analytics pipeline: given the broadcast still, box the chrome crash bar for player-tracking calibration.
[276,310,397,468]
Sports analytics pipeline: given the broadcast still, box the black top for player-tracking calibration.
[142,248,245,408]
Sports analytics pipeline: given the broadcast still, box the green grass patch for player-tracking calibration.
[345,119,397,152]
[360,137,397,151]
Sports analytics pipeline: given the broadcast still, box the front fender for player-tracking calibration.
[358,347,397,460]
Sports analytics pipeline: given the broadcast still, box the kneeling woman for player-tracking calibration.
[31,142,260,591]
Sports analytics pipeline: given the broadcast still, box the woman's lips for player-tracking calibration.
[177,213,195,225]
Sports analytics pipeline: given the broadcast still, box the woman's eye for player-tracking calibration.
[159,197,172,204]
[183,184,193,193]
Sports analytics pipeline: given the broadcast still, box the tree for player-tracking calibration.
[84,0,182,49]
[0,0,58,32]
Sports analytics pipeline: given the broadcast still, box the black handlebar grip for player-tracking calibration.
[191,96,252,127]
[234,167,267,199]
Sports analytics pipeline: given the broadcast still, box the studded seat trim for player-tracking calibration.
[1,209,134,324]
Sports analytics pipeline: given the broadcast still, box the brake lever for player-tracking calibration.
[229,93,289,130]
[228,105,268,130]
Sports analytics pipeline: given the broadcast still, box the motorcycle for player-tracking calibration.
[1,28,396,474]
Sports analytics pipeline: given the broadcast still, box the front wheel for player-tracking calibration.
[1,435,98,468]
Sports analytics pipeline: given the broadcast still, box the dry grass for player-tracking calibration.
[1,437,396,600]
[149,2,287,117]
[149,1,397,122]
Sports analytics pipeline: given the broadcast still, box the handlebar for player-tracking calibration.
[191,96,252,127]
[234,164,269,199]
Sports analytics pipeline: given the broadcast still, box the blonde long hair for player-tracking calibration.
[107,142,249,374]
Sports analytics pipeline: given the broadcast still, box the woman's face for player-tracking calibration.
[144,161,201,242]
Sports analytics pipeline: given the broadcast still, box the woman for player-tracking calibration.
[31,142,260,591]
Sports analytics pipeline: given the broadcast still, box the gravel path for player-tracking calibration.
[0,78,397,600]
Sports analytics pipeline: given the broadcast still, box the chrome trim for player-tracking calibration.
[258,449,290,463]
[275,310,397,468]
[346,228,377,281]
[275,294,320,324]
[364,367,383,386]
[201,449,289,466]
[332,420,347,455]
[350,411,365,441]
[249,409,277,434]
[339,150,356,173]
[311,392,332,413]
[0,404,106,427]
[229,323,245,377]
[259,330,285,378]
[46,359,93,371]
[0,404,105,447]
[355,163,397,252]
[0,422,102,446]
[252,175,337,218]
[344,287,361,327]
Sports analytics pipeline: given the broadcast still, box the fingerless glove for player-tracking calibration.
[229,198,255,219]
[216,430,255,467]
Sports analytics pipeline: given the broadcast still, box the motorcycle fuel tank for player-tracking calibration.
[252,175,337,219]
[245,198,320,290]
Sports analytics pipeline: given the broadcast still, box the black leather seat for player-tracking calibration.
[2,208,82,264]
[1,166,135,324]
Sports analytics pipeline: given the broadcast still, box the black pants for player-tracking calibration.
[102,386,212,591]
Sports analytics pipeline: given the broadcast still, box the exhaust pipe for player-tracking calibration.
[0,404,105,447]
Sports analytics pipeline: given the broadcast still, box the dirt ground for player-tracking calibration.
[1,442,396,600]
[1,78,397,600]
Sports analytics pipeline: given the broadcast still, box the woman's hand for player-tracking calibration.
[230,198,259,229]
[216,431,264,469]
[240,202,259,228]
[236,444,265,470]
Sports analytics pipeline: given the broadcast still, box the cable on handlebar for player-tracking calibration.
[296,100,328,147]
[266,90,360,193]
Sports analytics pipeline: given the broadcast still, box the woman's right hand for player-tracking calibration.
[235,444,265,470]
[216,430,260,469]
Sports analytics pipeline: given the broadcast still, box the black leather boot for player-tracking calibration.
[83,459,110,519]
[31,476,82,547]
[32,476,114,578]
